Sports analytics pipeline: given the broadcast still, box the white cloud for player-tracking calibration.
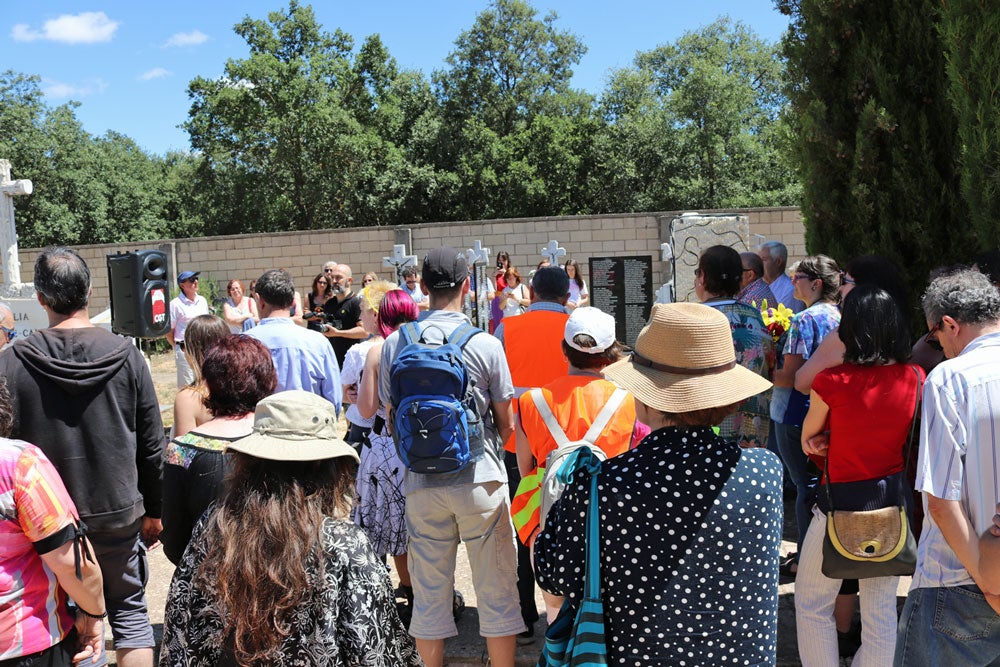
[139,68,172,81]
[11,12,118,44]
[43,78,109,100]
[163,30,208,48]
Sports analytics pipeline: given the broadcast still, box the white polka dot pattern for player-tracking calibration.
[535,427,783,665]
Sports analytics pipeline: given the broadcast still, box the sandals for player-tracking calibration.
[779,553,798,578]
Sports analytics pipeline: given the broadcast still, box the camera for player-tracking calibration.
[305,307,340,333]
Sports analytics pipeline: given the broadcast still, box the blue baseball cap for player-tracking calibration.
[177,270,200,285]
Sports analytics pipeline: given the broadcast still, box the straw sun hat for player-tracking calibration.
[227,390,360,463]
[604,302,772,413]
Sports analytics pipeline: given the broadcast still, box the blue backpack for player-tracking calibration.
[389,322,485,473]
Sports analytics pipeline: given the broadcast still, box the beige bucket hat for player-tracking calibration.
[603,302,772,413]
[227,390,359,463]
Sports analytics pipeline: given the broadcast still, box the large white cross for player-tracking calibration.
[382,244,417,283]
[465,240,490,266]
[540,239,566,265]
[0,160,32,287]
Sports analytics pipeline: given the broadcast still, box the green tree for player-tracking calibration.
[779,0,971,312]
[432,0,596,219]
[940,0,1000,250]
[590,18,796,212]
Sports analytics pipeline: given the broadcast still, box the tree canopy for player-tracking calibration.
[5,1,799,247]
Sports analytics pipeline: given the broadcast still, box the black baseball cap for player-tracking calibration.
[422,247,469,290]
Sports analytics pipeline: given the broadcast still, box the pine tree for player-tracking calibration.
[940,0,1000,250]
[779,0,972,321]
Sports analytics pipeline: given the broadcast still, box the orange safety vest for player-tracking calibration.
[502,309,570,452]
[510,375,637,545]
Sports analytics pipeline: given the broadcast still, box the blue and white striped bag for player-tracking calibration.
[538,449,608,667]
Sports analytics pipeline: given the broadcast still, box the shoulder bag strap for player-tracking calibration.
[584,467,601,600]
[530,388,570,448]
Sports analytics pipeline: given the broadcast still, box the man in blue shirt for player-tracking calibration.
[247,269,341,413]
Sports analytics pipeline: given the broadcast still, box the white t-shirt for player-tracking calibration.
[502,284,527,318]
[568,279,588,306]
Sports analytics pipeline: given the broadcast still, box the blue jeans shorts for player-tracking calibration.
[894,585,1000,667]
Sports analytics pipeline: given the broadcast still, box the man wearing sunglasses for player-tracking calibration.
[0,302,15,349]
[167,270,209,388]
[895,268,1000,665]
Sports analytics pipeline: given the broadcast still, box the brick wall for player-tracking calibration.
[16,207,804,315]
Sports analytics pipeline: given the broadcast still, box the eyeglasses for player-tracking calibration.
[1,325,16,342]
[840,273,856,286]
[317,280,328,285]
[792,273,815,282]
[694,268,703,278]
[324,267,335,273]
[742,267,754,274]
[924,321,943,352]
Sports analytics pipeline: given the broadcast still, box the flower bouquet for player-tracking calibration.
[756,299,794,344]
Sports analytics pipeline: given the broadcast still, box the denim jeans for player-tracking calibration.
[894,585,1000,667]
[774,421,817,553]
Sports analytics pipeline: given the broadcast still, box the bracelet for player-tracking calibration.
[75,606,107,620]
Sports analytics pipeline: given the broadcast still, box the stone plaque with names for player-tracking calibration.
[588,256,653,348]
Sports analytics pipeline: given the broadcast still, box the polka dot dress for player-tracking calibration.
[535,427,783,666]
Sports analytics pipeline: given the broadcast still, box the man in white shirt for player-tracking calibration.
[894,268,1000,666]
[758,241,803,313]
[167,270,209,387]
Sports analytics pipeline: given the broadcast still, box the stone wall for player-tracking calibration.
[17,207,804,315]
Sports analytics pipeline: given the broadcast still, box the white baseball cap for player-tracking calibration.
[564,307,617,354]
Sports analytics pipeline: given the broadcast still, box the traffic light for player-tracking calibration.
[106,250,171,338]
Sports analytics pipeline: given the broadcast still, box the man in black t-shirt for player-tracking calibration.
[322,263,367,368]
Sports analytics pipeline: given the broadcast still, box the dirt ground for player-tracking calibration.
[139,350,910,666]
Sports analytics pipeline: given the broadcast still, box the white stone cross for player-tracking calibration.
[465,240,490,266]
[540,239,566,265]
[382,244,417,283]
[655,282,674,304]
[1,160,33,288]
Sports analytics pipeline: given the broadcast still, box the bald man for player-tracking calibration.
[322,263,367,368]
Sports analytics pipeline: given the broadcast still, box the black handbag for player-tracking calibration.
[820,365,921,580]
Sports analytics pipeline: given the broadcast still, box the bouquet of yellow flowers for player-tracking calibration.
[756,299,794,344]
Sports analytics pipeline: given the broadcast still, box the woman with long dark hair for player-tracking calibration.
[796,286,923,665]
[305,272,334,333]
[161,391,420,665]
[564,258,589,310]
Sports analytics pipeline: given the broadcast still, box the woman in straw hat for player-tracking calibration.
[160,390,420,666]
[534,302,783,665]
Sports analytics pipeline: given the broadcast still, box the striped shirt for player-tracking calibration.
[911,330,1000,589]
[0,439,79,659]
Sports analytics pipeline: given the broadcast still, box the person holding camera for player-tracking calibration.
[319,264,367,369]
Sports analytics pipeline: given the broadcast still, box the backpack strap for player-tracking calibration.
[446,322,480,350]
[399,321,420,346]
[530,387,629,449]
[530,388,570,448]
[581,388,628,445]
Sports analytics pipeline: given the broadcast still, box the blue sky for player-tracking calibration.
[3,1,790,157]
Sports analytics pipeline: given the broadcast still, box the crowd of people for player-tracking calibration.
[0,241,999,667]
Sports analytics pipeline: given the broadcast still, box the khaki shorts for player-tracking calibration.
[405,481,525,640]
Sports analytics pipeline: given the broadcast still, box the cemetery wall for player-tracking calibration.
[16,207,804,315]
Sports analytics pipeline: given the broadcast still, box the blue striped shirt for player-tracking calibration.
[912,330,1000,589]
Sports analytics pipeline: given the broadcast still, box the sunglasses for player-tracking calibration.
[840,272,856,286]
[924,321,943,352]
[1,325,16,342]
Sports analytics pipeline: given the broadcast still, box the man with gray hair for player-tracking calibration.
[0,302,15,348]
[0,247,165,667]
[758,241,803,313]
[894,268,1000,665]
